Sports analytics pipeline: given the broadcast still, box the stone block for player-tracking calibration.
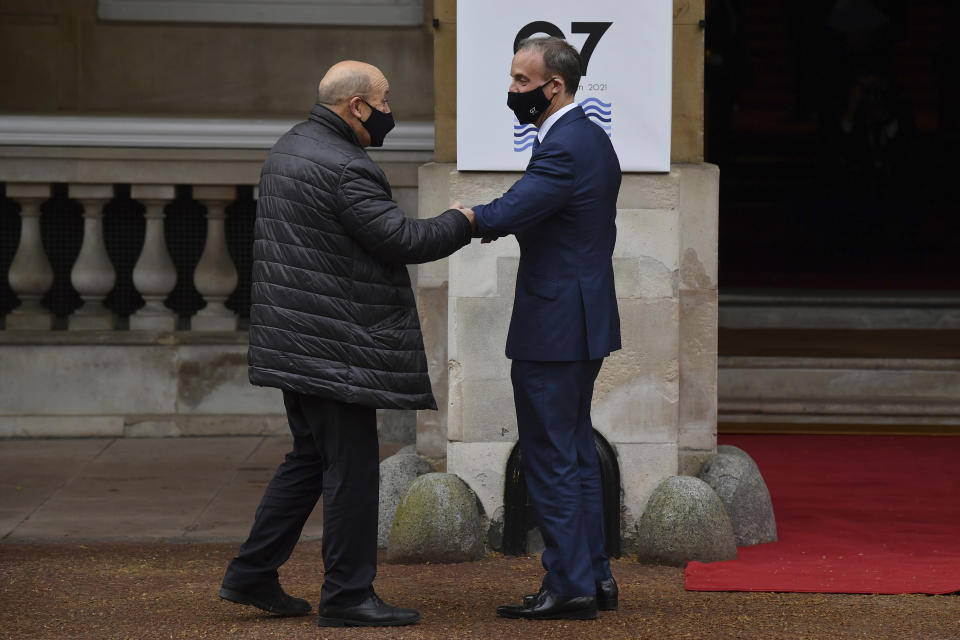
[416,284,448,458]
[0,416,124,438]
[448,235,521,299]
[613,208,680,271]
[449,296,513,378]
[617,172,681,211]
[451,171,524,209]
[678,164,719,291]
[177,346,284,414]
[189,314,237,332]
[446,441,514,523]
[636,475,736,566]
[4,311,54,331]
[124,420,181,438]
[592,299,679,443]
[457,378,518,443]
[175,415,286,436]
[679,289,718,452]
[614,442,678,543]
[614,257,677,300]
[698,448,777,546]
[0,345,177,415]
[378,451,432,548]
[387,473,486,563]
[671,24,705,163]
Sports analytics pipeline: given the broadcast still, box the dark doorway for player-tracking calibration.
[707,0,956,291]
[501,430,621,558]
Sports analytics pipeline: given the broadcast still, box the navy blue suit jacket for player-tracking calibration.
[474,106,622,361]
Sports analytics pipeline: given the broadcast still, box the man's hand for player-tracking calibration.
[452,201,476,234]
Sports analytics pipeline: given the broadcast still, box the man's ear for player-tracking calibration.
[348,96,364,121]
[551,77,565,98]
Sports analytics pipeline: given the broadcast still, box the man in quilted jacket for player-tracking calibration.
[218,60,474,627]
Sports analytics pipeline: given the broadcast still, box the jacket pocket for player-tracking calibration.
[521,274,559,300]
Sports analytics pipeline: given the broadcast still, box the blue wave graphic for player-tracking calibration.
[514,123,538,132]
[513,140,536,152]
[585,113,612,123]
[580,97,612,109]
[582,104,612,115]
[513,133,538,145]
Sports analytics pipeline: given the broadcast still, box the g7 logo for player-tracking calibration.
[513,21,613,77]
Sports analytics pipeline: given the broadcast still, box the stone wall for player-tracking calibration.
[0,0,434,119]
[416,162,719,547]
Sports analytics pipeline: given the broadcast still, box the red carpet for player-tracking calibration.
[684,434,960,594]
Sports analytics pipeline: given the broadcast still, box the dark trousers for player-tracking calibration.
[511,359,612,597]
[222,391,379,607]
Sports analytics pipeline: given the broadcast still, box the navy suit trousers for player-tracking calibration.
[511,359,612,597]
[222,391,379,607]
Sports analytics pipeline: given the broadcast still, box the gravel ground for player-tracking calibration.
[2,541,958,640]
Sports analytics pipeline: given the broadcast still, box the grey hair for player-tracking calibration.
[317,70,374,105]
[516,36,581,97]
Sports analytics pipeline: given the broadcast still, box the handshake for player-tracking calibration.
[452,201,494,243]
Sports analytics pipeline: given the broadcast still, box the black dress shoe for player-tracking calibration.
[498,590,597,620]
[317,593,420,627]
[218,579,312,617]
[523,578,619,611]
[596,577,618,611]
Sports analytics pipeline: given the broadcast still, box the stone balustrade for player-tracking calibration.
[0,115,432,439]
[3,182,246,333]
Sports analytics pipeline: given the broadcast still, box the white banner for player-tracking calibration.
[456,0,672,172]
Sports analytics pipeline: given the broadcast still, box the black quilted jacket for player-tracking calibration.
[248,103,472,409]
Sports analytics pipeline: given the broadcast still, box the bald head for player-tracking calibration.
[317,60,385,106]
[316,60,391,147]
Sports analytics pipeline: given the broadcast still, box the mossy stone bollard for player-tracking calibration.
[387,472,485,563]
[636,475,737,566]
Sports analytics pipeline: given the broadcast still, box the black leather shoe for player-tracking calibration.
[317,593,420,627]
[596,577,618,611]
[523,578,618,611]
[498,590,597,620]
[218,579,311,617]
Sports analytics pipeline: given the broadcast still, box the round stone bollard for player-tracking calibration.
[387,472,485,564]
[698,446,778,547]
[378,450,433,549]
[636,475,737,566]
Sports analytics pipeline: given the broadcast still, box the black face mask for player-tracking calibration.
[360,99,395,147]
[507,78,556,125]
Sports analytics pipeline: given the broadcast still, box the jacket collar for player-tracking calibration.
[540,105,586,144]
[308,102,363,147]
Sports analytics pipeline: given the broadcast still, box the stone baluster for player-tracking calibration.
[5,183,54,331]
[191,186,239,331]
[67,184,117,330]
[130,185,177,331]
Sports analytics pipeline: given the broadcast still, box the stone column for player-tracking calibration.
[191,186,239,331]
[68,184,117,330]
[130,185,177,331]
[5,183,54,331]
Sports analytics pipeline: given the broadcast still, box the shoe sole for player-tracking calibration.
[218,587,312,617]
[497,608,598,621]
[317,614,421,627]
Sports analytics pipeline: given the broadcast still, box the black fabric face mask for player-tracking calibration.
[360,99,395,147]
[507,78,556,125]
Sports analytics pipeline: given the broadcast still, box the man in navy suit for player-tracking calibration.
[459,37,622,620]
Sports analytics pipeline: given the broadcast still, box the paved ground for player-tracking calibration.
[2,437,959,639]
[0,436,405,542]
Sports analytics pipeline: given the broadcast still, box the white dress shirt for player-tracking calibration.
[537,102,579,143]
